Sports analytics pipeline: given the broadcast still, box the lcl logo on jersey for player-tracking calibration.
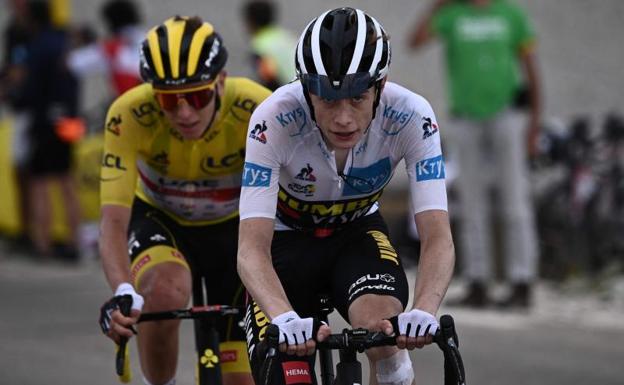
[132,101,159,127]
[249,120,267,143]
[200,148,245,174]
[421,116,439,139]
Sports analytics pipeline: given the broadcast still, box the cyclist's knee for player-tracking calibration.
[139,264,192,310]
[374,349,414,385]
[348,294,402,329]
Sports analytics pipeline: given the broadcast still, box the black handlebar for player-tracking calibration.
[260,314,466,385]
[138,305,242,323]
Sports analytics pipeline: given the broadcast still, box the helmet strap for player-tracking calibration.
[301,84,317,123]
[199,89,221,138]
[371,80,383,120]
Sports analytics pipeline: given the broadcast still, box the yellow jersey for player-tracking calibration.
[100,78,271,225]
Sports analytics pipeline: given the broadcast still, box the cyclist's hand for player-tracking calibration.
[395,309,438,350]
[272,311,316,357]
[99,283,144,344]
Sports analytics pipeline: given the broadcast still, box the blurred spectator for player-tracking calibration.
[1,0,34,251]
[241,0,296,90]
[14,0,82,262]
[67,0,143,97]
[408,0,541,308]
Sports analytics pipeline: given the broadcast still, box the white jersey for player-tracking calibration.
[239,81,447,235]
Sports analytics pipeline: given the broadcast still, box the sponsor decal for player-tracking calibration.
[348,273,396,294]
[415,155,445,181]
[368,230,398,265]
[288,183,315,197]
[220,350,237,363]
[130,254,151,281]
[140,171,240,200]
[201,148,245,174]
[295,163,316,181]
[171,250,185,260]
[348,284,396,301]
[277,188,383,229]
[102,153,127,170]
[203,128,220,143]
[382,105,414,134]
[232,97,258,121]
[204,38,220,68]
[106,115,122,135]
[242,162,272,187]
[342,157,391,196]
[245,301,269,357]
[421,116,438,139]
[249,120,267,143]
[127,232,140,255]
[149,234,166,242]
[282,361,312,385]
[275,107,307,132]
[148,151,170,172]
[151,151,170,166]
[169,127,184,141]
[132,101,159,126]
[200,349,219,368]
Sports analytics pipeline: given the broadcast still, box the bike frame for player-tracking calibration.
[115,278,243,385]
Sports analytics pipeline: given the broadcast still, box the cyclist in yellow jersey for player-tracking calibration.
[97,16,270,385]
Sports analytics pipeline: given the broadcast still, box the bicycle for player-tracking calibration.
[258,296,466,385]
[113,277,245,385]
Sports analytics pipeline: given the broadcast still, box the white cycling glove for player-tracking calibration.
[397,309,438,337]
[115,282,145,312]
[272,311,314,345]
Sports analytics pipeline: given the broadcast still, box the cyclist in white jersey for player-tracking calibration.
[238,7,455,385]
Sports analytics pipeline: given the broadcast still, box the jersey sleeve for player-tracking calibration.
[100,95,139,208]
[511,4,536,53]
[431,4,455,39]
[238,97,286,220]
[400,95,448,215]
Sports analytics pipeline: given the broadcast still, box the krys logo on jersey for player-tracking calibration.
[342,157,391,196]
[416,154,445,181]
[275,107,307,136]
[242,162,272,187]
[382,105,414,134]
[277,188,383,230]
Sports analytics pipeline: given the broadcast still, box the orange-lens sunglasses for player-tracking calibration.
[154,83,216,111]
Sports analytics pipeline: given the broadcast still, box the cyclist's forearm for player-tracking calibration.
[412,211,455,315]
[238,218,293,319]
[238,250,293,319]
[99,207,132,291]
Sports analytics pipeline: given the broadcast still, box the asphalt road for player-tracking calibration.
[1,252,622,385]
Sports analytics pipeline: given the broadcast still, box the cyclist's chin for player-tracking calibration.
[174,123,206,140]
[327,131,362,150]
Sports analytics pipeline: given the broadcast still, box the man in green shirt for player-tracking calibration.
[241,0,297,91]
[408,0,541,308]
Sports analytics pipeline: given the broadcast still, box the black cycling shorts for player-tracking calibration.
[128,197,245,341]
[245,211,409,384]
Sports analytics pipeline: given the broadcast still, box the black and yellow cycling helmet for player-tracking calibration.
[140,16,228,89]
